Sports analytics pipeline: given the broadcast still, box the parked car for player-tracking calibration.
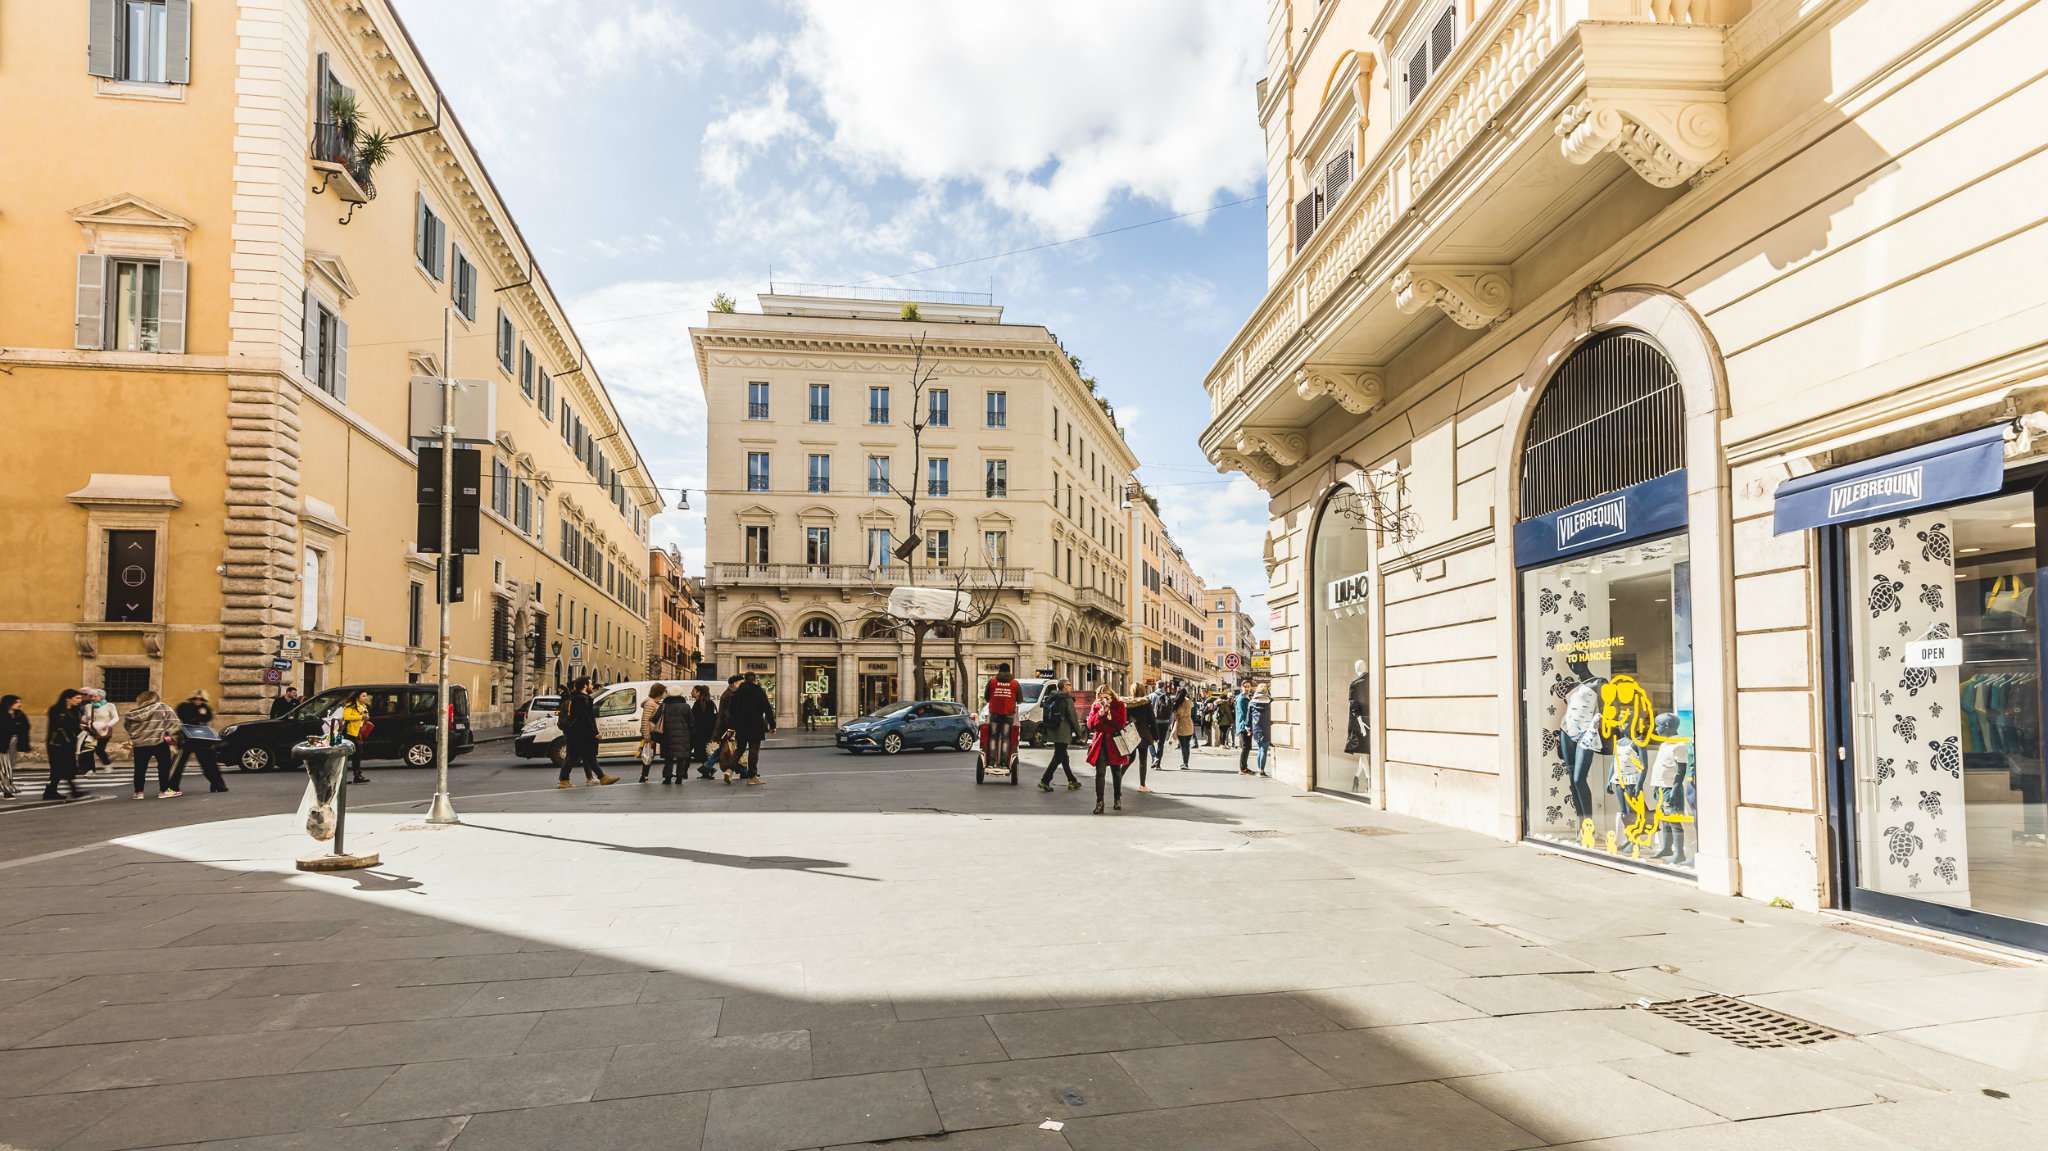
[513,693,559,732]
[515,680,724,766]
[220,683,472,772]
[836,700,977,755]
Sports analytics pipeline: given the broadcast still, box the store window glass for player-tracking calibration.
[1521,535,1695,870]
[1845,495,2046,926]
[1312,488,1373,797]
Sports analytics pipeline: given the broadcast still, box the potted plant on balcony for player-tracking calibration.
[318,90,389,206]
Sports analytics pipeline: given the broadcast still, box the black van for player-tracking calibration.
[219,683,473,772]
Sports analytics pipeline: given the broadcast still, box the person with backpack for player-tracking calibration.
[1247,686,1274,777]
[1128,679,1159,792]
[1234,682,1256,775]
[726,673,775,785]
[984,662,1021,769]
[1171,683,1195,769]
[657,685,692,784]
[1036,679,1083,792]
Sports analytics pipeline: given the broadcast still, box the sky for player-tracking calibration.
[394,0,1276,631]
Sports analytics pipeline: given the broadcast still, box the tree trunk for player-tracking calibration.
[912,623,931,699]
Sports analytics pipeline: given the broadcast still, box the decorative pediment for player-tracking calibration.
[1295,366,1384,416]
[976,510,1016,529]
[304,250,359,300]
[67,473,180,508]
[409,351,442,378]
[495,431,518,453]
[71,194,194,258]
[1392,265,1512,329]
[734,503,775,524]
[796,504,837,523]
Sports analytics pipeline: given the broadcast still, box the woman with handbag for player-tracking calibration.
[687,684,716,780]
[43,689,86,801]
[637,683,667,783]
[174,690,229,793]
[1087,684,1135,815]
[338,690,373,785]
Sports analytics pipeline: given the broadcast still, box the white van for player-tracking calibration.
[514,680,724,765]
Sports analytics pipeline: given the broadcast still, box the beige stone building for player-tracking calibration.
[693,290,1138,722]
[1204,0,2048,951]
[1207,586,1258,682]
[1128,488,1214,689]
[0,0,659,732]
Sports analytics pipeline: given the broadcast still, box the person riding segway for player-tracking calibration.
[979,663,1021,785]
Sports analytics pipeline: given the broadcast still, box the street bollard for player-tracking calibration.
[292,737,379,871]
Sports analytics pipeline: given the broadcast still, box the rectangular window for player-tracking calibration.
[746,452,770,493]
[560,401,572,442]
[985,391,1007,428]
[490,458,511,517]
[110,259,162,352]
[519,343,535,397]
[983,530,1008,568]
[925,529,951,569]
[302,295,348,399]
[119,0,171,83]
[539,371,553,418]
[805,526,831,567]
[415,195,446,279]
[496,308,514,371]
[868,385,890,425]
[743,525,770,566]
[807,453,831,494]
[867,455,892,495]
[928,457,950,497]
[866,528,893,569]
[515,477,532,534]
[1399,0,1460,112]
[928,388,949,428]
[408,582,424,647]
[985,458,1008,499]
[448,246,476,319]
[808,383,830,423]
[746,381,770,420]
[104,529,157,622]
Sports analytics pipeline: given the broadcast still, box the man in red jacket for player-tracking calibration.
[984,662,1019,767]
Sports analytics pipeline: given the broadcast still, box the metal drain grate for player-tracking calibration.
[1637,995,1843,1049]
[1337,825,1404,837]
[1239,829,1286,839]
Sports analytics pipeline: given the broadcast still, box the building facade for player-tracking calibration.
[1128,487,1216,689]
[0,0,659,731]
[648,546,694,680]
[694,290,1138,722]
[1207,586,1258,682]
[1204,0,2048,951]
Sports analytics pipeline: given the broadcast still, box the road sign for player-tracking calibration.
[261,668,284,685]
[280,634,302,655]
[1221,652,1243,671]
[569,642,585,662]
[270,658,293,671]
[1251,654,1272,671]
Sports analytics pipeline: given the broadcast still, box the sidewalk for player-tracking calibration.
[0,742,2041,1149]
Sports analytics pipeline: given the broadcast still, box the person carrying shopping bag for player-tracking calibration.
[1087,685,1136,815]
[638,683,667,783]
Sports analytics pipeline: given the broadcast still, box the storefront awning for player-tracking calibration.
[1514,470,1689,569]
[1772,424,2007,535]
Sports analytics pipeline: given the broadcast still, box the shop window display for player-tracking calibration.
[1313,488,1372,797]
[1521,536,1694,870]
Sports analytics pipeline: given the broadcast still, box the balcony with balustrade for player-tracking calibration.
[710,563,1035,597]
[1202,0,1739,484]
[1077,586,1126,623]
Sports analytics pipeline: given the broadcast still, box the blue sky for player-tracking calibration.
[395,0,1275,625]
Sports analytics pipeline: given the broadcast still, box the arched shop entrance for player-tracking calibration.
[1311,485,1374,798]
[1514,331,1697,873]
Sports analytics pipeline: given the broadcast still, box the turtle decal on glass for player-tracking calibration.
[1570,625,1591,644]
[1918,583,1945,611]
[1926,734,1961,778]
[1899,666,1936,696]
[1542,730,1561,756]
[1883,821,1923,867]
[1932,856,1959,885]
[1544,629,1562,649]
[1916,523,1953,564]
[1538,589,1560,616]
[1545,805,1564,824]
[1891,714,1917,742]
[1569,590,1587,612]
[1926,622,1953,640]
[1869,526,1895,554]
[1917,790,1944,818]
[1875,756,1895,784]
[1867,574,1905,617]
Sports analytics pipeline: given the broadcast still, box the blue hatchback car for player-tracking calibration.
[836,700,977,755]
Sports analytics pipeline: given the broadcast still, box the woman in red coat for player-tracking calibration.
[1086,685,1133,815]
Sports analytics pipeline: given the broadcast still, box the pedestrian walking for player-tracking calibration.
[81,688,119,771]
[1172,685,1195,769]
[1248,686,1274,777]
[1211,697,1228,747]
[800,695,818,733]
[713,675,741,781]
[1086,685,1134,814]
[727,673,775,785]
[122,691,180,799]
[336,689,373,786]
[173,690,228,793]
[0,694,29,799]
[638,683,667,783]
[658,685,692,784]
[1234,682,1255,774]
[1036,678,1083,792]
[688,684,716,779]
[556,677,616,788]
[269,686,302,718]
[43,689,86,801]
[1129,679,1159,792]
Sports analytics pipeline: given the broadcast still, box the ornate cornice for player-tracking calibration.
[1295,366,1384,416]
[1555,98,1729,187]
[1392,266,1512,329]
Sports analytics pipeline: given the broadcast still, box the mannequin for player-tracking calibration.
[1343,659,1371,754]
[1557,659,1606,827]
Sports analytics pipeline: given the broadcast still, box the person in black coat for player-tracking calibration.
[0,694,28,798]
[556,677,614,787]
[657,688,692,784]
[43,689,86,801]
[726,673,775,784]
[173,691,229,793]
[269,686,302,719]
[688,685,716,780]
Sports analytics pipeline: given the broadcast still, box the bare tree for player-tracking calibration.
[859,334,950,699]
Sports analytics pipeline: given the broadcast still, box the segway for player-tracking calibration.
[974,717,1020,785]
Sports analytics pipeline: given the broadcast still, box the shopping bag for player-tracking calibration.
[638,741,655,768]
[1112,724,1139,759]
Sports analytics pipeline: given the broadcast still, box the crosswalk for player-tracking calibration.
[3,761,159,805]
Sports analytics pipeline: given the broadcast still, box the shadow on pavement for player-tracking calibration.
[464,821,882,882]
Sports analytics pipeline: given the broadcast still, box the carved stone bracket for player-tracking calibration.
[1236,429,1308,468]
[1555,98,1729,187]
[1392,265,1512,329]
[1213,449,1281,488]
[1295,366,1384,416]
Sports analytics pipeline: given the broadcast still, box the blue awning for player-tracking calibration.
[1515,470,1689,569]
[1772,424,2007,535]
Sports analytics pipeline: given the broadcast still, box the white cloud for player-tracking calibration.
[1154,475,1272,634]
[738,0,1263,234]
[701,83,810,187]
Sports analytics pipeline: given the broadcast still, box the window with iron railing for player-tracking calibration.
[746,381,770,420]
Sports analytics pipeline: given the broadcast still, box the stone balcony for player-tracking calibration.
[1077,586,1127,622]
[1202,0,1737,482]
[709,563,1035,597]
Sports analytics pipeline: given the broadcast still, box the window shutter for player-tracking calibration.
[1431,3,1458,72]
[87,0,118,78]
[1324,149,1353,206]
[164,0,193,85]
[1294,193,1317,252]
[1406,42,1429,105]
[301,288,319,382]
[451,245,463,305]
[75,254,107,349]
[333,316,349,402]
[157,259,188,354]
[414,192,428,272]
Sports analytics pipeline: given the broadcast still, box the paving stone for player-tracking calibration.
[986,1003,1183,1060]
[825,1123,1064,1151]
[167,921,352,947]
[888,976,1065,1021]
[455,972,648,1016]
[1539,1110,1922,1150]
[61,1067,393,1151]
[1263,1080,1541,1151]
[399,952,588,987]
[1431,972,1644,1016]
[1888,1012,2048,1076]
[295,1014,541,1071]
[1443,1062,1718,1143]
[702,1070,940,1151]
[0,1087,138,1149]
[519,1000,723,1054]
[19,994,306,1046]
[0,978,78,1011]
[212,960,440,998]
[1141,994,1340,1043]
[1060,1100,1317,1150]
[16,968,252,1013]
[185,1116,469,1150]
[347,1049,610,1125]
[596,1031,811,1099]
[1281,1022,1511,1087]
[1112,1037,1339,1106]
[924,1052,1157,1130]
[1616,1049,1884,1121]
[1425,1011,1671,1070]
[50,1028,347,1092]
[809,1015,1008,1076]
[716,992,894,1037]
[450,1092,709,1151]
[1297,983,1484,1028]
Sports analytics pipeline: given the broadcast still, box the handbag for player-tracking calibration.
[1112,723,1139,759]
[180,724,221,744]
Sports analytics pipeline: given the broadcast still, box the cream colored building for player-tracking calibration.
[1128,488,1213,689]
[1207,586,1258,682]
[693,290,1138,722]
[0,0,659,732]
[1204,0,2048,951]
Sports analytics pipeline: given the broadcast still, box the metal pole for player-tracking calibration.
[428,307,459,825]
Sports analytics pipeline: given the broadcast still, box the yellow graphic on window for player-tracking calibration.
[1597,674,1693,859]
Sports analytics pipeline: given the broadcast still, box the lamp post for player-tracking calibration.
[427,306,459,826]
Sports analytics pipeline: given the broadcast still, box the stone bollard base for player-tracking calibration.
[297,851,380,872]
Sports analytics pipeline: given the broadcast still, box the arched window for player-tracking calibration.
[859,616,897,640]
[799,616,838,639]
[735,613,777,639]
[1519,331,1683,517]
[981,618,1013,641]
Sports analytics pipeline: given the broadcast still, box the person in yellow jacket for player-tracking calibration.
[339,689,372,785]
